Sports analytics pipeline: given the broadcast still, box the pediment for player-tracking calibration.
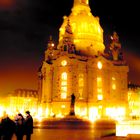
[87,56,114,69]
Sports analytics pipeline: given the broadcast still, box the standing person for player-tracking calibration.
[15,113,25,140]
[24,111,33,140]
[1,113,15,140]
[0,120,2,140]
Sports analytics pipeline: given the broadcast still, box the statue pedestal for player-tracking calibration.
[93,119,116,138]
[69,105,75,116]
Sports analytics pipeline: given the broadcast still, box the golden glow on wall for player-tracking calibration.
[61,72,67,99]
[78,74,84,98]
[97,61,102,69]
[76,107,87,117]
[97,77,103,100]
[112,84,116,90]
[106,107,126,119]
[97,94,103,100]
[88,107,98,122]
[61,60,67,66]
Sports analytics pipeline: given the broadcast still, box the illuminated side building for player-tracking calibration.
[38,0,129,120]
[8,89,38,116]
[128,83,140,118]
[0,96,9,118]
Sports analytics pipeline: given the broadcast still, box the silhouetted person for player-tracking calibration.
[24,111,33,140]
[0,121,2,140]
[15,113,25,140]
[1,114,15,140]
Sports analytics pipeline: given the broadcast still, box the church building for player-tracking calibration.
[38,0,129,120]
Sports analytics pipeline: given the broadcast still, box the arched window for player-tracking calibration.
[61,72,67,99]
[79,74,84,99]
[97,77,103,100]
[112,77,116,90]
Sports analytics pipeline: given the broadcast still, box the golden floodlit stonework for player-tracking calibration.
[38,0,129,120]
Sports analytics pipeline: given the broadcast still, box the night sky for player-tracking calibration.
[0,0,140,96]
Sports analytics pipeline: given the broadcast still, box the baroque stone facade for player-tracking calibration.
[38,0,129,119]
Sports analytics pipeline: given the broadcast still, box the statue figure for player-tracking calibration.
[69,93,75,116]
[110,32,121,60]
[71,93,75,106]
[62,19,76,54]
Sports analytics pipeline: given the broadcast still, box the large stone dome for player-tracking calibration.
[58,0,105,56]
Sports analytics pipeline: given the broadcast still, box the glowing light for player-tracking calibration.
[61,105,65,108]
[36,116,42,122]
[112,84,116,90]
[61,60,67,66]
[45,108,49,116]
[97,77,102,82]
[79,107,87,117]
[56,113,64,118]
[61,92,67,99]
[61,81,67,86]
[51,43,54,47]
[97,88,102,93]
[0,106,4,117]
[112,77,116,80]
[116,120,140,136]
[106,107,125,120]
[97,77,102,101]
[38,107,43,117]
[97,61,102,69]
[61,72,67,80]
[97,94,103,100]
[89,107,98,122]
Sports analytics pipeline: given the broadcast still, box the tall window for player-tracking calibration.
[112,77,116,90]
[97,61,102,70]
[79,74,84,99]
[97,77,103,100]
[61,72,67,99]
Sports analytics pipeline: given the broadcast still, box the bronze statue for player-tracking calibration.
[109,32,121,61]
[70,93,75,116]
[71,93,75,106]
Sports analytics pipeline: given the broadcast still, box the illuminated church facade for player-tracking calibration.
[38,0,129,120]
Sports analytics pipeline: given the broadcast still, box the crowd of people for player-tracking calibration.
[0,111,33,140]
